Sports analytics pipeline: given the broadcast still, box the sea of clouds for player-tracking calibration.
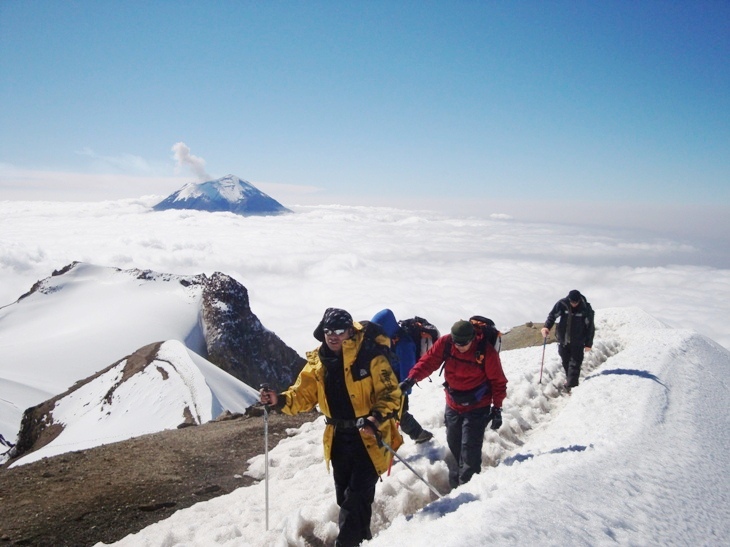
[1,198,728,355]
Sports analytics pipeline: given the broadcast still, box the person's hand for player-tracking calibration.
[259,387,277,406]
[488,407,502,430]
[399,377,415,393]
[584,346,592,352]
[541,327,549,338]
[357,417,380,437]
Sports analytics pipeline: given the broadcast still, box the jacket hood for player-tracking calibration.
[371,308,399,338]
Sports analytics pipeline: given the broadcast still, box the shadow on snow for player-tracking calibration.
[405,492,480,521]
[502,444,594,466]
[586,368,666,388]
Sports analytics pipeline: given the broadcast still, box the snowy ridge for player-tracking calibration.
[11,341,258,467]
[0,262,206,441]
[0,262,301,458]
[103,307,730,546]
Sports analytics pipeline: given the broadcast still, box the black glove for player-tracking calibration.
[488,407,502,430]
[399,377,415,393]
[355,417,383,447]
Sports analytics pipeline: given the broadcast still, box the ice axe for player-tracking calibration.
[356,418,444,498]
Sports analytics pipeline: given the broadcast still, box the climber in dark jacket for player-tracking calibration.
[541,289,595,389]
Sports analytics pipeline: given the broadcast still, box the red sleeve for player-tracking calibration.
[484,346,508,408]
[408,335,449,382]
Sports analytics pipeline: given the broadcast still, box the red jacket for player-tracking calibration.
[408,332,508,412]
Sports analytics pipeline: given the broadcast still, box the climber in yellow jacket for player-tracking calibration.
[260,308,403,547]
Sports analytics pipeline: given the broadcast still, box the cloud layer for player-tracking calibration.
[1,200,728,353]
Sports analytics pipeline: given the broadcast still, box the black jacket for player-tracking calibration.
[544,295,595,348]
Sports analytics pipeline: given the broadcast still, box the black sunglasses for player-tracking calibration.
[324,327,348,336]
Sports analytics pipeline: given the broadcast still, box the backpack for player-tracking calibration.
[441,315,502,372]
[354,320,401,420]
[353,320,397,380]
[469,315,502,353]
[398,316,440,359]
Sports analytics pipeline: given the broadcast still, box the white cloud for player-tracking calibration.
[0,201,728,352]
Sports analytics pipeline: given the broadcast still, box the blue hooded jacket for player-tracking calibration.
[371,309,417,388]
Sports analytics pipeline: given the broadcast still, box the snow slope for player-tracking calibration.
[102,307,730,546]
[12,340,257,467]
[0,263,258,453]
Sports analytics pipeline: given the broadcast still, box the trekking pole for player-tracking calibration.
[539,336,547,384]
[356,418,444,498]
[260,383,271,530]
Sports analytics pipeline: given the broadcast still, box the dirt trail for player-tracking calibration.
[0,411,316,546]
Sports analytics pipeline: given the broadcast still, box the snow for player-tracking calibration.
[13,340,227,466]
[1,199,729,544]
[0,263,259,457]
[98,307,730,546]
[176,176,255,202]
[161,175,283,213]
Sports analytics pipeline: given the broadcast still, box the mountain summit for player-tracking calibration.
[153,174,292,216]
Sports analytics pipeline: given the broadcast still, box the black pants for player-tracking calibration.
[444,405,490,488]
[399,395,425,440]
[559,343,584,387]
[330,429,379,547]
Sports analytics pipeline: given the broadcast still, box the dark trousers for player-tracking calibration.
[330,429,379,547]
[399,395,424,440]
[559,343,584,387]
[444,405,490,488]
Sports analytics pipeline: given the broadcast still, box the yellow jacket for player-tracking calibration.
[279,322,404,475]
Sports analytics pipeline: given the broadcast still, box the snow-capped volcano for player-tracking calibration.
[153,174,292,215]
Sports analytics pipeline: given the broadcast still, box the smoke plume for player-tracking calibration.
[172,142,211,181]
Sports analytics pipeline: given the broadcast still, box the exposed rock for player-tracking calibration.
[500,322,556,351]
[201,271,305,391]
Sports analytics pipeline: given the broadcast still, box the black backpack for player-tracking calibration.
[398,316,441,359]
[353,320,401,420]
[468,315,502,353]
[352,320,397,380]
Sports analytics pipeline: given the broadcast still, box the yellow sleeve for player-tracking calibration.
[280,352,322,416]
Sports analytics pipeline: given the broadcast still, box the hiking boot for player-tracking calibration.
[414,430,433,444]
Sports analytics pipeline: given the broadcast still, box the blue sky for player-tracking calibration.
[1,1,728,230]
